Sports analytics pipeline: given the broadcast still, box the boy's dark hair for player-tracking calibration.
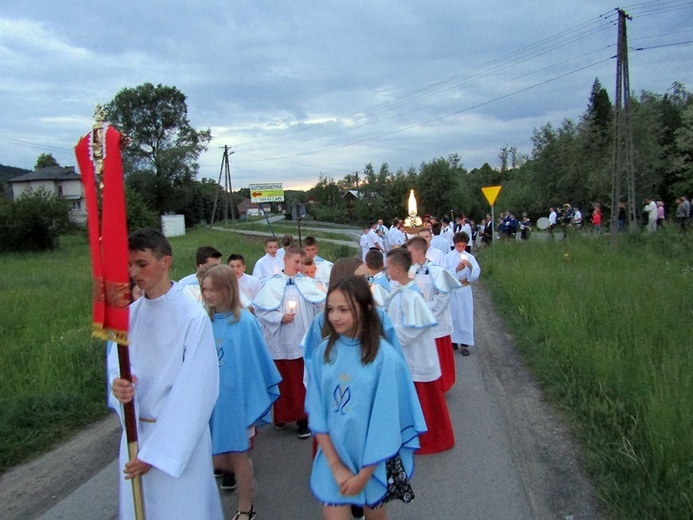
[432,222,442,236]
[280,234,294,247]
[453,231,470,244]
[302,256,316,266]
[323,276,382,366]
[365,249,384,270]
[285,244,306,258]
[391,218,400,227]
[195,246,222,266]
[264,236,279,245]
[303,236,318,247]
[387,247,412,271]
[442,215,451,224]
[128,229,172,259]
[406,236,428,252]
[227,253,246,265]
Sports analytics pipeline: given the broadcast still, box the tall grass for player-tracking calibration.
[481,230,693,519]
[0,226,356,472]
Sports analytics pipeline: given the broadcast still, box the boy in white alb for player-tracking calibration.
[227,253,262,310]
[303,236,333,286]
[443,231,481,356]
[176,246,222,304]
[252,245,325,438]
[110,229,222,520]
[385,248,454,455]
[407,236,460,392]
[417,227,445,267]
[252,237,282,284]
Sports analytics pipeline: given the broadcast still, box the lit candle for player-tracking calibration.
[287,298,298,313]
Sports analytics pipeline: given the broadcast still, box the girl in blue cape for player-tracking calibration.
[306,276,427,520]
[202,265,282,520]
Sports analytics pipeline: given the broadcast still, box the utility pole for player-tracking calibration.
[210,145,236,228]
[610,8,637,242]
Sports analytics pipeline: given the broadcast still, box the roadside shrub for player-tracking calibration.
[0,189,71,252]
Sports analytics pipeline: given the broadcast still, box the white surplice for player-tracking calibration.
[252,253,282,284]
[385,281,440,382]
[443,250,481,346]
[253,273,325,360]
[108,288,222,520]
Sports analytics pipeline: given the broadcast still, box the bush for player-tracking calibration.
[0,189,71,252]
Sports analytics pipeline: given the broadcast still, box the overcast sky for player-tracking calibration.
[1,0,692,189]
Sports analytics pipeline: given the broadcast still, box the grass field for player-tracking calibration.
[480,230,693,520]
[0,226,355,473]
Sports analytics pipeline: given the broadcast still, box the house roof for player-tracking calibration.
[9,166,80,183]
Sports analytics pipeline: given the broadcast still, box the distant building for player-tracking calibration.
[237,198,271,217]
[342,190,360,202]
[9,166,86,223]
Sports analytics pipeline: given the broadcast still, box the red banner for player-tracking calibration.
[75,124,130,343]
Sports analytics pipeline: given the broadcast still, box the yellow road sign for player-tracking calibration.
[482,185,502,206]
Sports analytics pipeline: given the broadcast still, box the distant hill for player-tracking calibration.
[0,164,31,198]
[0,164,31,184]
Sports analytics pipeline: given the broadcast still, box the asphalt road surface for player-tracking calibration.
[2,284,603,520]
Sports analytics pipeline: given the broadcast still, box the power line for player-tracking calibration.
[232,57,613,165]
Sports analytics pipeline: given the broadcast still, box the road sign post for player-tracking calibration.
[482,185,502,243]
[249,182,285,237]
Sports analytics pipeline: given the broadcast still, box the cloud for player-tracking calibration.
[0,0,691,190]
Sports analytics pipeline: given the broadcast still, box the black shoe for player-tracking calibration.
[297,419,311,439]
[351,505,365,518]
[221,473,237,490]
[274,422,286,430]
[460,346,470,356]
[214,468,223,478]
[452,343,459,350]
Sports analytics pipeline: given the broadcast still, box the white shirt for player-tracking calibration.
[252,253,282,285]
[387,226,406,248]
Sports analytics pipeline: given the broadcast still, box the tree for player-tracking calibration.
[105,83,211,186]
[673,103,693,195]
[34,153,59,170]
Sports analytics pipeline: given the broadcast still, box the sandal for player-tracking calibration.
[232,504,256,520]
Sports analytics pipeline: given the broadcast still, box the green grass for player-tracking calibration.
[0,227,356,472]
[0,233,108,472]
[480,230,693,519]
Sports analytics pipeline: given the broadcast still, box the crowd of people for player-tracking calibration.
[109,219,482,520]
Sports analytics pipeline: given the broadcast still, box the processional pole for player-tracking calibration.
[75,107,146,520]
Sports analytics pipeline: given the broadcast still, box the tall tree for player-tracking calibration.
[105,83,211,185]
[34,153,59,169]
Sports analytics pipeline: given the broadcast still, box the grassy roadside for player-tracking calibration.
[0,226,355,473]
[480,230,693,519]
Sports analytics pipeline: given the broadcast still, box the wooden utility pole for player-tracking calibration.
[610,8,637,241]
[210,145,236,227]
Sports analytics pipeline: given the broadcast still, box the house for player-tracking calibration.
[342,190,360,202]
[9,166,86,223]
[237,198,271,217]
